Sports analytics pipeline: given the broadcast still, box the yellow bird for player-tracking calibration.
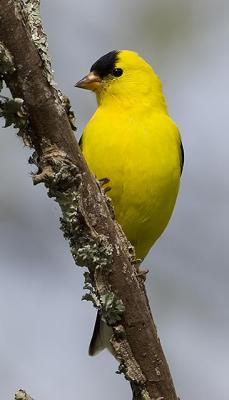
[75,50,184,355]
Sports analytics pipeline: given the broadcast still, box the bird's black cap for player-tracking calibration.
[90,50,119,78]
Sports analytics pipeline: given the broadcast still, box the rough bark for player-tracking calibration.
[15,390,34,400]
[0,1,179,399]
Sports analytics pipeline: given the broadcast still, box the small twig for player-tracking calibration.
[15,390,34,400]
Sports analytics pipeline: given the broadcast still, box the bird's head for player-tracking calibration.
[75,50,167,110]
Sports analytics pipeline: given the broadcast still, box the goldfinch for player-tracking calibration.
[75,50,184,356]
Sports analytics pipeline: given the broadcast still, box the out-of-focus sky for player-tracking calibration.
[0,0,228,399]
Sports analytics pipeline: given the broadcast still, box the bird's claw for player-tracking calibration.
[98,177,110,187]
[137,268,149,277]
[97,177,114,217]
[97,177,112,193]
[104,186,111,193]
[134,259,149,280]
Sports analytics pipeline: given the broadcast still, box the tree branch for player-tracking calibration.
[0,1,179,399]
[15,390,34,400]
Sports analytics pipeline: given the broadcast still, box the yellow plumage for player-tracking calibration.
[77,50,183,259]
[75,50,183,355]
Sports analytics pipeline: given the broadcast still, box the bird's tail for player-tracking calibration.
[89,311,113,356]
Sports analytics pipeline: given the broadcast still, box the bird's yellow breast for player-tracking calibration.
[82,105,181,259]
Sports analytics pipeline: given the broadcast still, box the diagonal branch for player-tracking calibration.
[0,1,179,399]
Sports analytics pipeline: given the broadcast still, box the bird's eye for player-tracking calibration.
[112,68,123,77]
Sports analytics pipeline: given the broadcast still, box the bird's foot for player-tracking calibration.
[98,177,110,187]
[97,177,111,193]
[134,259,149,281]
[98,177,109,186]
[104,186,111,194]
[97,177,115,218]
[137,268,149,279]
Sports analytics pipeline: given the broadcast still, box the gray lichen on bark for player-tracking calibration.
[0,96,28,132]
[21,0,76,131]
[22,0,55,85]
[15,390,33,400]
[30,143,126,327]
[0,42,31,143]
[0,42,15,84]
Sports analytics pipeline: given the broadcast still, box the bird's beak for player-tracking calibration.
[75,71,102,91]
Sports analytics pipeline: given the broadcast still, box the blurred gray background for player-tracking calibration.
[0,0,228,399]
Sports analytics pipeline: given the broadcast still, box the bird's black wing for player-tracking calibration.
[79,134,83,149]
[180,140,184,175]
